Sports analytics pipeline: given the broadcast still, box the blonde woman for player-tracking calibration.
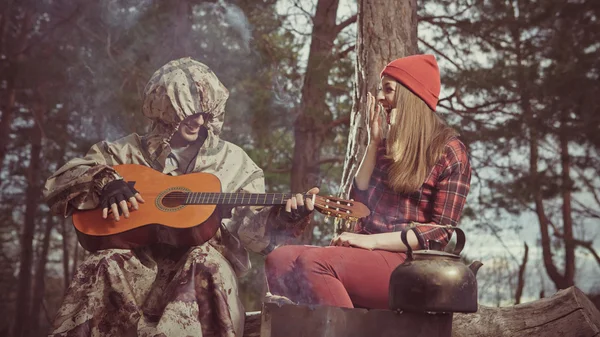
[265,54,472,309]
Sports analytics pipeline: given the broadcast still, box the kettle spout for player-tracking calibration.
[469,261,483,276]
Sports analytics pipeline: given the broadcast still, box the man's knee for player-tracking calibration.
[75,249,137,278]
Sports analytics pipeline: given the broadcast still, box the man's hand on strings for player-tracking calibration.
[280,187,320,222]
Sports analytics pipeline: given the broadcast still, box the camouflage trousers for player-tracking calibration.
[49,244,244,337]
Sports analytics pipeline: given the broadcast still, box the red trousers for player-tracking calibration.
[265,245,407,309]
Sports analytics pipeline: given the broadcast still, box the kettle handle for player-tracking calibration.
[400,225,466,256]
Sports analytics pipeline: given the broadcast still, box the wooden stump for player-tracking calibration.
[453,286,600,337]
[242,287,600,337]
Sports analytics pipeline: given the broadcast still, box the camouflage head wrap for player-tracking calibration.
[141,58,229,164]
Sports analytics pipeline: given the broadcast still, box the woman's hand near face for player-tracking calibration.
[366,92,383,145]
[355,93,382,190]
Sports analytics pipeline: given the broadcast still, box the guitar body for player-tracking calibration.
[73,164,223,252]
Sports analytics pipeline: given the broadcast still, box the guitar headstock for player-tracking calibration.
[313,195,370,223]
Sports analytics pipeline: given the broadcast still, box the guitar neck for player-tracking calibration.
[183,192,312,206]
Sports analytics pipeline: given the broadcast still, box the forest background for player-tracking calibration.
[0,0,599,336]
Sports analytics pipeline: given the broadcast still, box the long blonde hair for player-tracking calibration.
[385,84,458,193]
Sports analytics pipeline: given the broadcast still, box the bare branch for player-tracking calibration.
[324,116,350,130]
[336,44,355,60]
[290,0,314,23]
[515,242,529,304]
[419,15,461,24]
[573,166,600,207]
[317,156,344,166]
[552,232,600,267]
[438,97,521,115]
[418,37,463,70]
[281,24,312,37]
[264,167,291,174]
[479,222,521,266]
[418,2,474,25]
[334,14,357,35]
[578,241,600,267]
[571,199,600,219]
[573,238,600,267]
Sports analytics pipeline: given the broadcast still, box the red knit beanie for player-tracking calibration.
[380,54,440,111]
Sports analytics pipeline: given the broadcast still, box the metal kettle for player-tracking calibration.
[388,226,483,313]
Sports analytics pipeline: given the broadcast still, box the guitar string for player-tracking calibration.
[159,195,345,202]
[120,192,355,211]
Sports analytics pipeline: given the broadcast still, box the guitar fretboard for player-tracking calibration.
[183,193,313,206]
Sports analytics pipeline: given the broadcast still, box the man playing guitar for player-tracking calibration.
[43,58,320,337]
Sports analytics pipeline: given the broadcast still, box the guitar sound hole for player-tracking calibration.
[161,192,187,208]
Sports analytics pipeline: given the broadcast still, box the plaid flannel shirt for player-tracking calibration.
[350,137,471,249]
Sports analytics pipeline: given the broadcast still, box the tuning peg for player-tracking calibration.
[324,216,331,224]
[344,220,351,230]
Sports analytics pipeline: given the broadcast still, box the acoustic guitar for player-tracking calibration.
[72,164,370,252]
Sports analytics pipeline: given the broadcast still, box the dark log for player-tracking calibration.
[453,286,600,337]
[243,311,261,337]
[243,287,600,337]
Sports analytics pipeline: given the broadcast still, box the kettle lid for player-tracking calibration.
[412,249,461,258]
[412,238,460,258]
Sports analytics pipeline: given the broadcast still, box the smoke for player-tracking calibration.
[101,0,153,30]
[66,0,273,145]
[220,0,253,52]
[204,0,254,52]
[271,66,301,111]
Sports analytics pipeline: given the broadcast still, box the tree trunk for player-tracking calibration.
[558,89,575,288]
[61,218,70,290]
[30,214,55,336]
[13,123,43,337]
[291,0,357,243]
[244,287,600,337]
[174,0,192,57]
[0,67,17,173]
[339,0,418,197]
[291,0,340,194]
[512,20,572,289]
[0,9,32,174]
